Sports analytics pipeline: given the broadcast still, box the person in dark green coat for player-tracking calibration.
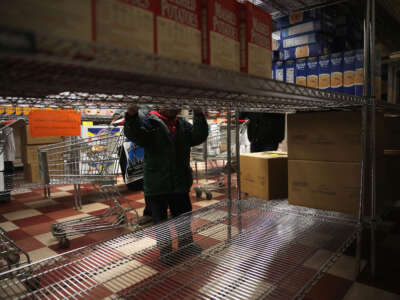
[124,105,209,264]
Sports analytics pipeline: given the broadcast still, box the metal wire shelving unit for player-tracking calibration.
[0,0,399,297]
[0,199,359,300]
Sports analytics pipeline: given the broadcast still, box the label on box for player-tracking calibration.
[344,70,354,87]
[290,12,303,25]
[0,0,92,46]
[157,0,202,63]
[5,106,15,115]
[318,54,330,90]
[307,75,318,88]
[319,74,330,89]
[295,45,309,58]
[15,106,23,116]
[331,72,343,88]
[307,57,319,89]
[275,61,284,82]
[283,33,317,48]
[354,69,363,85]
[248,43,271,77]
[285,60,295,84]
[295,58,307,87]
[0,107,4,115]
[96,0,155,53]
[287,21,314,37]
[330,53,343,91]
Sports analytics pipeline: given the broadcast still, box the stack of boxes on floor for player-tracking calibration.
[287,111,385,216]
[22,126,62,183]
[272,9,382,98]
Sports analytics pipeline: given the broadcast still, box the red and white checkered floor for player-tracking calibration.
[1,180,399,300]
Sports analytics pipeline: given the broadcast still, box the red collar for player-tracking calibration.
[149,111,177,133]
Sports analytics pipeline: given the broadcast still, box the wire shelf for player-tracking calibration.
[0,199,358,300]
[0,32,367,113]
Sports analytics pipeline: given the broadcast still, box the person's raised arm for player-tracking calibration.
[123,104,155,147]
[189,109,209,147]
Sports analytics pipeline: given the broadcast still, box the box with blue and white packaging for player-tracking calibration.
[282,33,328,49]
[355,49,364,96]
[343,50,356,95]
[295,58,307,87]
[306,57,319,89]
[330,52,344,93]
[276,9,333,29]
[285,60,295,84]
[280,20,335,39]
[274,61,285,82]
[318,54,331,90]
[280,42,330,61]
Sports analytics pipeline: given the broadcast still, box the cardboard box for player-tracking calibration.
[24,163,41,183]
[280,42,330,61]
[23,145,40,164]
[330,52,343,93]
[343,50,356,95]
[287,111,384,162]
[23,126,63,145]
[282,33,328,49]
[295,58,307,87]
[285,60,295,84]
[0,0,92,52]
[385,116,400,150]
[156,0,202,63]
[276,9,333,29]
[355,49,364,96]
[95,0,155,54]
[240,152,288,200]
[318,54,330,90]
[239,1,272,78]
[280,20,334,39]
[202,0,240,71]
[274,61,285,82]
[306,56,319,89]
[288,160,360,215]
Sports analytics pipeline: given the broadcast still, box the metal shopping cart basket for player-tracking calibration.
[39,132,139,249]
[192,121,245,200]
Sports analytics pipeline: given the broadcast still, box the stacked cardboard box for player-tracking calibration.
[288,111,384,215]
[22,125,63,183]
[240,152,288,200]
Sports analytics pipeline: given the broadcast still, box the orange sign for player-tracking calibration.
[29,110,81,137]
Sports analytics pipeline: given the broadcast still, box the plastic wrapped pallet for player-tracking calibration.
[239,1,272,78]
[202,0,240,71]
[157,0,202,63]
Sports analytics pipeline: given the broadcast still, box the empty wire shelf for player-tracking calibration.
[0,200,358,300]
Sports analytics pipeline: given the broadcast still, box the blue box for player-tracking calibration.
[295,58,307,87]
[276,10,333,29]
[285,60,295,84]
[274,61,285,82]
[280,20,335,39]
[343,50,356,95]
[355,49,364,96]
[318,54,331,90]
[330,52,344,94]
[307,57,319,89]
[280,42,331,61]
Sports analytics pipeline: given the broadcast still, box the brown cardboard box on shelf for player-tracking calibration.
[287,111,384,162]
[23,126,63,145]
[288,160,385,216]
[385,116,400,150]
[240,152,288,200]
[24,163,41,184]
[22,145,40,164]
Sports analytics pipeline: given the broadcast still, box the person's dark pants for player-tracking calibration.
[0,161,14,203]
[143,196,152,217]
[147,193,193,251]
[250,143,279,153]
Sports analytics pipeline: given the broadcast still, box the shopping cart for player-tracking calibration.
[39,132,139,249]
[192,121,246,200]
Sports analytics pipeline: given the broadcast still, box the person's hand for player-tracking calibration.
[127,104,138,116]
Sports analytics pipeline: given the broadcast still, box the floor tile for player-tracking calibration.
[79,203,109,214]
[7,229,31,241]
[200,223,239,241]
[0,221,19,231]
[46,208,81,220]
[34,232,60,246]
[57,185,75,192]
[28,247,58,262]
[343,283,400,300]
[13,215,53,227]
[11,189,32,195]
[56,213,91,223]
[50,191,73,198]
[304,249,367,281]
[22,221,53,236]
[50,235,96,253]
[194,200,220,208]
[3,208,41,221]
[26,199,58,208]
[306,273,353,300]
[15,237,45,252]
